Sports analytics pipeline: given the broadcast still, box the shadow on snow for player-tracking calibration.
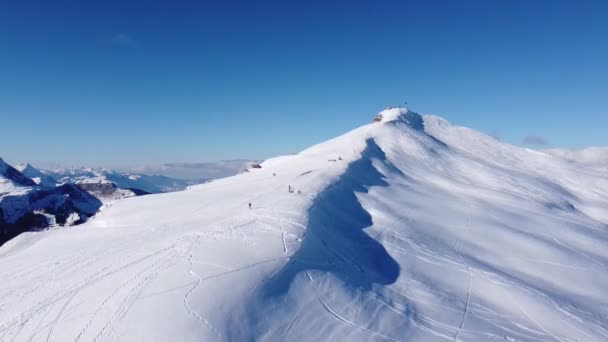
[263,138,401,297]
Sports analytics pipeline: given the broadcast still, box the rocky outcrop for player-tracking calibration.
[0,184,102,245]
[0,159,103,246]
[0,158,36,187]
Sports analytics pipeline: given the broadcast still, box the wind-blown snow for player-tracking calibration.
[545,147,608,168]
[1,108,607,341]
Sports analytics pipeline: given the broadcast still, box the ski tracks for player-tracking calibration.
[306,271,403,342]
[253,210,306,255]
[453,210,473,342]
[182,235,223,340]
[70,237,187,342]
[95,246,182,342]
[453,264,472,342]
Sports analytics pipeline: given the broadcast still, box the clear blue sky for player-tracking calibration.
[1,0,607,168]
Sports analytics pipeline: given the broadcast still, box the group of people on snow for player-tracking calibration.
[249,155,346,210]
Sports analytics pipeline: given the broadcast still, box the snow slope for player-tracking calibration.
[1,108,607,342]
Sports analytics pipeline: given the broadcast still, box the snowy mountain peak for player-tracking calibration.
[0,158,36,188]
[1,110,608,342]
[15,163,57,188]
[15,162,33,171]
[15,163,38,178]
[375,107,425,130]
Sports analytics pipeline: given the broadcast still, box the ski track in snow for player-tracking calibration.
[306,272,403,342]
[453,265,472,342]
[75,239,183,342]
[183,236,223,340]
[453,211,473,342]
[0,237,185,341]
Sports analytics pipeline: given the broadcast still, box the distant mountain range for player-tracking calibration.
[1,159,256,246]
[1,158,102,245]
[43,167,195,195]
[125,159,256,180]
[15,163,58,188]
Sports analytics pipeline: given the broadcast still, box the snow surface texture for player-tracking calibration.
[1,108,607,342]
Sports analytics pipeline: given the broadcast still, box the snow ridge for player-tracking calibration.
[15,163,57,188]
[0,108,607,342]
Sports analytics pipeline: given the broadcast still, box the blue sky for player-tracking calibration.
[1,0,607,168]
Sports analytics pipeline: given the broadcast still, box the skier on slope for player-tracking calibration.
[249,203,252,209]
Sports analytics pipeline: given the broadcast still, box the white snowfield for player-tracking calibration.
[1,108,608,342]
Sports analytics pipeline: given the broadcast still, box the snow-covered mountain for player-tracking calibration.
[0,158,101,245]
[0,157,37,192]
[1,108,607,342]
[43,167,196,199]
[15,163,58,188]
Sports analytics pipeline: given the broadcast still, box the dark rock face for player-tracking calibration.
[0,162,36,187]
[0,185,102,246]
[0,212,48,245]
[0,157,105,246]
[125,188,150,196]
[75,182,118,196]
[46,184,102,217]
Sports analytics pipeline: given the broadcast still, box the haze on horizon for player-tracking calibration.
[1,1,607,168]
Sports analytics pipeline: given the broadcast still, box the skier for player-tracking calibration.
[249,203,252,210]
